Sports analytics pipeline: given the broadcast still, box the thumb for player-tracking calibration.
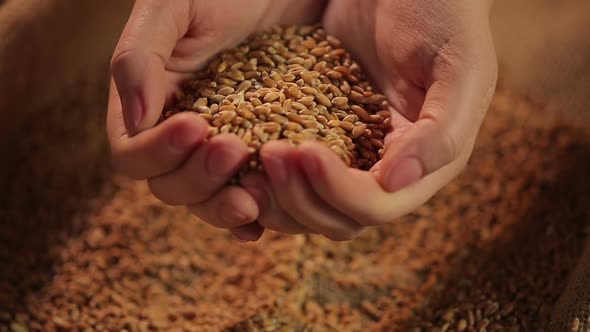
[110,0,191,135]
[379,63,497,192]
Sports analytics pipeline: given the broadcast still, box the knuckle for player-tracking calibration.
[421,115,460,166]
[438,125,460,165]
[110,48,133,73]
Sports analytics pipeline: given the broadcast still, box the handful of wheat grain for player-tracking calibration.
[164,25,391,176]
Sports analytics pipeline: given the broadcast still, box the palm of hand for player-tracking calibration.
[323,0,497,183]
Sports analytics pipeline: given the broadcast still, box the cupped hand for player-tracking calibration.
[107,0,326,242]
[247,0,498,241]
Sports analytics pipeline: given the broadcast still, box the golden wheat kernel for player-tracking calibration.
[270,71,282,82]
[287,57,305,65]
[299,109,316,116]
[310,46,330,57]
[282,73,296,82]
[284,113,304,124]
[263,105,279,116]
[236,80,252,93]
[333,65,349,74]
[199,89,214,100]
[283,121,304,132]
[328,84,342,97]
[338,121,353,132]
[318,84,330,94]
[263,92,280,102]
[343,115,359,123]
[316,115,329,126]
[253,105,270,116]
[348,91,364,103]
[192,97,208,109]
[300,59,313,70]
[262,122,281,133]
[219,111,237,124]
[282,99,293,112]
[263,77,278,88]
[340,81,351,94]
[327,70,343,80]
[315,94,332,107]
[300,72,314,85]
[368,114,384,124]
[211,94,228,103]
[332,97,349,108]
[217,61,228,73]
[242,71,259,80]
[218,86,235,96]
[327,120,341,128]
[289,102,306,111]
[244,91,260,99]
[247,98,261,107]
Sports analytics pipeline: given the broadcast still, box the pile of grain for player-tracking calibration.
[164,25,390,174]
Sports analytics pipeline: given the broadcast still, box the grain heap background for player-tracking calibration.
[1,1,590,331]
[2,59,590,332]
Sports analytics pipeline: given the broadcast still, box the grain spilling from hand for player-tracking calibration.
[163,25,390,175]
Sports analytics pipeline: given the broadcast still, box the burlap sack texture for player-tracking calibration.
[550,236,590,331]
[1,1,590,331]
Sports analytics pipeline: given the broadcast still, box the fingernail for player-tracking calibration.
[121,92,144,135]
[264,155,287,183]
[206,147,243,177]
[170,126,202,152]
[385,156,423,192]
[232,234,249,243]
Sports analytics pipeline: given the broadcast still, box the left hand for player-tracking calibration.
[239,0,498,241]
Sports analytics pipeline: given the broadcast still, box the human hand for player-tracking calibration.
[107,0,326,241]
[244,0,498,241]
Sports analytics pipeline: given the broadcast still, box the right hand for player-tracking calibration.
[107,0,326,242]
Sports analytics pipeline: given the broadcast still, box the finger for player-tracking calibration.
[110,0,192,134]
[147,134,250,205]
[379,56,498,192]
[230,223,265,243]
[107,80,209,179]
[188,185,258,229]
[261,142,363,241]
[298,141,400,226]
[241,173,312,235]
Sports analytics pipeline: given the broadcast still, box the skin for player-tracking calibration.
[108,0,498,242]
